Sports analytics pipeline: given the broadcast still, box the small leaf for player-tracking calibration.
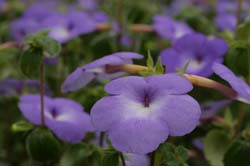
[12,121,34,132]
[24,30,61,57]
[177,61,190,75]
[147,50,154,69]
[26,128,62,162]
[155,58,164,74]
[224,140,250,166]
[101,149,119,166]
[204,130,231,166]
[20,49,43,78]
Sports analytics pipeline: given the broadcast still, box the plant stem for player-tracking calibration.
[120,152,126,166]
[236,0,243,25]
[105,64,237,99]
[150,151,156,166]
[99,132,105,147]
[40,63,45,126]
[116,0,124,51]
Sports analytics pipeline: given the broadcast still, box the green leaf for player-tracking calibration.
[26,128,62,162]
[155,58,164,74]
[147,50,154,69]
[154,143,189,166]
[24,30,61,57]
[236,19,250,41]
[12,121,34,132]
[225,41,250,79]
[224,140,250,166]
[101,149,119,166]
[20,49,43,78]
[204,130,231,166]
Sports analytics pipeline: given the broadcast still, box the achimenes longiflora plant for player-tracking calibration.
[60,48,246,164]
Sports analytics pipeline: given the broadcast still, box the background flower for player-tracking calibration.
[61,52,143,93]
[18,94,94,143]
[160,33,228,77]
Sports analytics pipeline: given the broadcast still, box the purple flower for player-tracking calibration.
[89,11,109,23]
[192,139,204,151]
[200,100,231,120]
[0,0,5,10]
[0,78,50,97]
[18,94,93,143]
[214,1,250,31]
[152,15,193,41]
[78,0,98,11]
[215,13,237,32]
[160,33,228,77]
[23,3,58,22]
[10,18,41,42]
[41,11,97,43]
[90,74,201,154]
[212,63,250,103]
[61,52,143,93]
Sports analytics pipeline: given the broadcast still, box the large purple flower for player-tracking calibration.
[212,63,250,103]
[90,74,201,154]
[61,52,143,93]
[18,94,93,143]
[152,15,193,41]
[160,33,228,77]
[41,11,97,43]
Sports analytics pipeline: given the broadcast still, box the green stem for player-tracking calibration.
[116,0,124,51]
[40,63,45,126]
[236,0,243,25]
[150,151,156,166]
[99,132,105,147]
[120,152,126,166]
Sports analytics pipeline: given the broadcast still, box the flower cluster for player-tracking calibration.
[10,2,108,43]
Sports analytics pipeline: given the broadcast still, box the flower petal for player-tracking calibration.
[145,74,193,94]
[61,67,95,93]
[109,118,169,154]
[18,94,52,125]
[105,76,147,95]
[158,95,201,136]
[212,63,250,100]
[46,111,93,143]
[90,96,126,131]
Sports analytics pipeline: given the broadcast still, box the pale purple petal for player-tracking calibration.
[91,96,126,131]
[109,118,169,154]
[145,74,193,94]
[18,94,52,125]
[158,95,201,136]
[105,76,147,95]
[212,63,250,100]
[61,67,95,93]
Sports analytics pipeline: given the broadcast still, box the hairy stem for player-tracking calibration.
[99,132,105,147]
[40,63,45,126]
[120,152,126,166]
[236,0,243,25]
[106,64,237,99]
